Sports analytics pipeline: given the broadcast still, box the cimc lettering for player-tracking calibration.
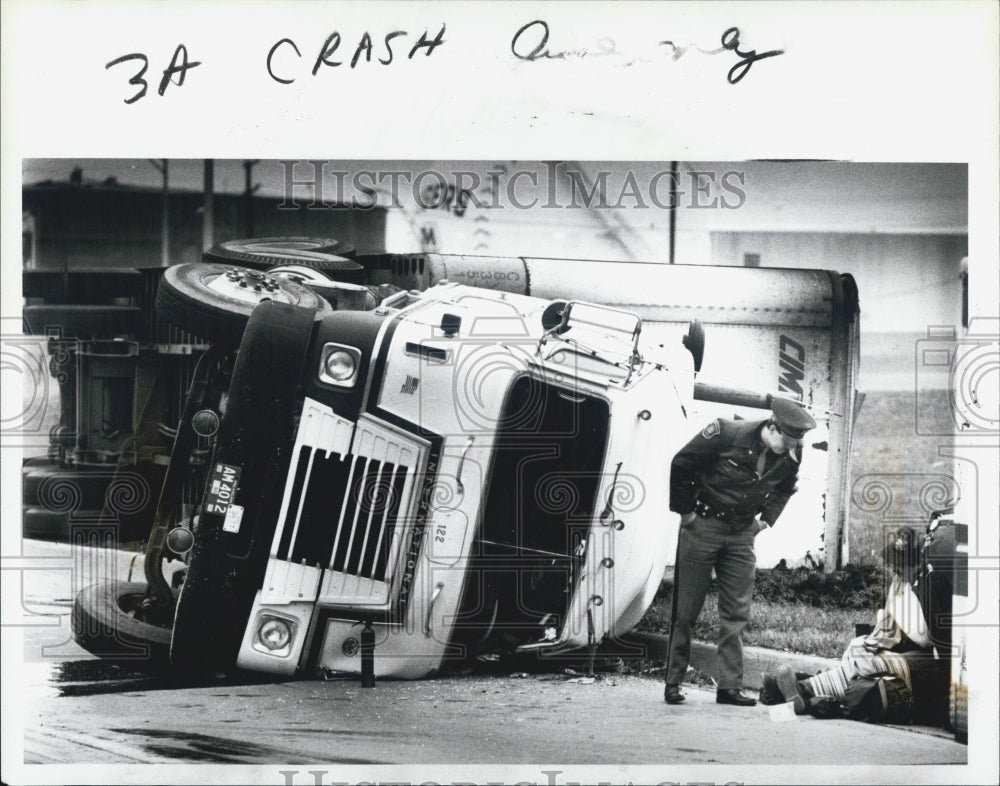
[778,334,805,396]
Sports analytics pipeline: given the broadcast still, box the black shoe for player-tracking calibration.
[664,684,685,704]
[762,665,806,712]
[793,679,814,715]
[759,674,783,705]
[773,664,799,702]
[716,688,757,706]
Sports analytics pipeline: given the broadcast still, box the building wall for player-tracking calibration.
[709,232,967,332]
[712,232,969,391]
[22,186,387,270]
[23,164,969,393]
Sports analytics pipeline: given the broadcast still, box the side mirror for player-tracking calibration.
[440,312,462,337]
[540,300,571,334]
[682,320,705,373]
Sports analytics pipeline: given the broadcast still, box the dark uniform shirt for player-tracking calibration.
[670,418,801,526]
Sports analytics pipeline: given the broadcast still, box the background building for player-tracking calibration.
[22,159,968,391]
[22,165,386,271]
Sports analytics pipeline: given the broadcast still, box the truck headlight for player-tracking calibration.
[319,343,361,387]
[256,616,294,653]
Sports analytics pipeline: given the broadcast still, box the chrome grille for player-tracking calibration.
[329,453,408,580]
[271,402,426,605]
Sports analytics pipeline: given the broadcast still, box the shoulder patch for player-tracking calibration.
[701,420,720,439]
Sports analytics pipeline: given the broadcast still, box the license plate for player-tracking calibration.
[204,462,242,515]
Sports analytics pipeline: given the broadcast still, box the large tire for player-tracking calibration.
[71,581,172,668]
[156,263,332,346]
[170,301,317,673]
[204,237,359,270]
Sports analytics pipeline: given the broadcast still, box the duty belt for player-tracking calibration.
[694,498,741,523]
[694,499,753,527]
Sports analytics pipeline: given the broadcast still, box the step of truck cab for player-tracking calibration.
[22,304,142,339]
[22,463,117,510]
[21,506,143,544]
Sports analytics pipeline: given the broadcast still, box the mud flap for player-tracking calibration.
[170,301,317,672]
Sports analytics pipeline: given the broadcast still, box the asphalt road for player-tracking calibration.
[18,661,968,767]
[3,539,975,784]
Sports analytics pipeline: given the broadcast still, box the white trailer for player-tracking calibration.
[367,254,862,569]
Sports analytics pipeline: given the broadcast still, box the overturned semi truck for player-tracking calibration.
[23,240,861,677]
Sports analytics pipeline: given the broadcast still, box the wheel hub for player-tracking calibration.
[207,267,294,305]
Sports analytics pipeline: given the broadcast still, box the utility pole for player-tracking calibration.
[243,160,260,237]
[668,161,678,264]
[203,159,215,252]
[148,159,169,266]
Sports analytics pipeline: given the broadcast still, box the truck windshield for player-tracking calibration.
[454,375,610,647]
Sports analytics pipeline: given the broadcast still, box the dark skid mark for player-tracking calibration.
[143,743,246,764]
[111,728,383,764]
[56,660,158,682]
[59,682,161,698]
[116,729,303,763]
[273,728,410,739]
[52,659,285,697]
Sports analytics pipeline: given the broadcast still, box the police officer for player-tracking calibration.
[663,398,817,706]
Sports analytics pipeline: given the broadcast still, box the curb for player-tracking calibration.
[30,539,840,690]
[622,631,839,690]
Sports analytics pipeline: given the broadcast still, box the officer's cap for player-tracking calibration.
[770,398,816,439]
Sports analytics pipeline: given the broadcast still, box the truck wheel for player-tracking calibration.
[156,263,332,346]
[204,237,358,270]
[268,266,380,311]
[170,301,317,673]
[71,581,172,668]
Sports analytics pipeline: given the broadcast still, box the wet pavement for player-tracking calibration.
[16,655,970,768]
[3,538,980,783]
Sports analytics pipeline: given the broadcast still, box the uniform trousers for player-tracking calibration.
[665,513,756,690]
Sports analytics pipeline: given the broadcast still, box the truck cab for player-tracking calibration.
[240,284,691,677]
[70,263,694,678]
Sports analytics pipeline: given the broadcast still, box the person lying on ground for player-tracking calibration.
[760,519,956,726]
